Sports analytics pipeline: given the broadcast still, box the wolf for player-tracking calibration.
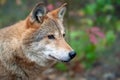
[0,3,76,80]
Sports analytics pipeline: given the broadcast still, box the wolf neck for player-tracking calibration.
[0,20,48,77]
[4,41,48,78]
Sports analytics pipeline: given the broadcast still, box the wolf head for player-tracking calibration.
[22,3,76,66]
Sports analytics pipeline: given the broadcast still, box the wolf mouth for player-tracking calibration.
[49,55,58,60]
[49,55,70,62]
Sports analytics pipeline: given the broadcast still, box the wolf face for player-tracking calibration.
[22,3,76,66]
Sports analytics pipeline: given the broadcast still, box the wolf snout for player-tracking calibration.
[69,51,76,59]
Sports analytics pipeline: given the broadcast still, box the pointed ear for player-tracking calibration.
[48,3,67,21]
[58,3,67,20]
[30,3,47,23]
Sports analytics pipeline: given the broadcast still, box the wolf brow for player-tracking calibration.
[49,18,62,36]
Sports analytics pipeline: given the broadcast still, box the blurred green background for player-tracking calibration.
[0,0,120,80]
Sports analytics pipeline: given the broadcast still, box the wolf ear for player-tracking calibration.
[30,3,47,23]
[58,3,67,20]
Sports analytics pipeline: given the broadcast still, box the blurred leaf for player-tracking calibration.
[84,3,96,15]
[103,4,114,12]
[55,63,68,71]
[116,21,120,32]
[105,15,112,23]
[81,18,93,26]
[105,30,116,46]
[85,44,95,53]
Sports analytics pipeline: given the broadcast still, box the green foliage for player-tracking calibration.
[55,62,68,71]
[81,0,120,31]
[84,0,114,15]
[115,21,120,31]
[69,30,116,69]
[105,30,116,46]
[84,3,96,15]
[70,30,96,68]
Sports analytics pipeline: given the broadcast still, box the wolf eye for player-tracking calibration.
[48,35,55,39]
[63,34,65,37]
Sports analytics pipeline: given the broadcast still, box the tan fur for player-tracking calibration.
[0,3,75,80]
[0,20,45,80]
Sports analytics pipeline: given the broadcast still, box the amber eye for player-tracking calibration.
[48,35,55,39]
[63,34,65,37]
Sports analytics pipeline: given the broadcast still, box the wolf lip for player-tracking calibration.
[49,55,70,62]
[49,55,58,60]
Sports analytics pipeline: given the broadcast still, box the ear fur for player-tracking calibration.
[48,3,67,21]
[58,3,67,20]
[30,3,47,23]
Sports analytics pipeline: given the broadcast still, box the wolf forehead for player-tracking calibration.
[41,18,65,34]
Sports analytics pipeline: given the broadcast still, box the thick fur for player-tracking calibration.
[0,3,74,80]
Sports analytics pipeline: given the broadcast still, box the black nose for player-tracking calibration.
[69,51,76,59]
